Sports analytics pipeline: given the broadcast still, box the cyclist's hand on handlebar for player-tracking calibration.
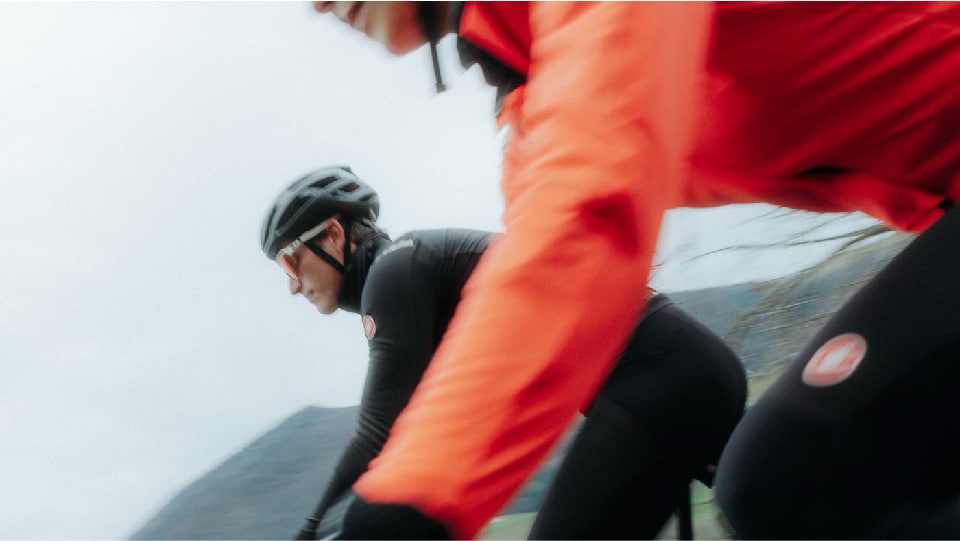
[294,518,319,540]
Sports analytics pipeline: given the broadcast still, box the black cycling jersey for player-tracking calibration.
[307,229,491,534]
[301,228,746,540]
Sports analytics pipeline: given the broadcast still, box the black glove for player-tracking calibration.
[294,517,319,540]
[338,496,450,540]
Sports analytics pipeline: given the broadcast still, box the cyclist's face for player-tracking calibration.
[314,1,426,55]
[285,228,345,315]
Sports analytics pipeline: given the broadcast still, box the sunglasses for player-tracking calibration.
[275,218,335,281]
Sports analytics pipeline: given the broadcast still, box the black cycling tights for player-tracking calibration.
[715,205,960,539]
[529,302,746,540]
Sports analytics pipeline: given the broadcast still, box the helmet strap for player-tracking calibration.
[418,1,446,92]
[428,40,445,93]
[306,240,346,276]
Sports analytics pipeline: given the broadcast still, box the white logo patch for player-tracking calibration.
[802,333,867,387]
[362,315,377,340]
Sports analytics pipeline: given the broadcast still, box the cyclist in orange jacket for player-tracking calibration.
[312,2,960,538]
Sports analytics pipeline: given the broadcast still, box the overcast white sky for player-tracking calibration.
[0,3,879,539]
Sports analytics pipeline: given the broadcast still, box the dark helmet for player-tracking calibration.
[260,165,379,259]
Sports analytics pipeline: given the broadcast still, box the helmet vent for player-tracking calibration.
[278,199,307,226]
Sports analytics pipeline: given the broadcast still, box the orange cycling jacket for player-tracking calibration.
[354,3,960,538]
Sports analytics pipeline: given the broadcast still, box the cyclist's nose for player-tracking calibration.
[288,276,302,295]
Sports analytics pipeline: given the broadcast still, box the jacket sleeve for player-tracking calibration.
[309,247,436,527]
[354,3,715,538]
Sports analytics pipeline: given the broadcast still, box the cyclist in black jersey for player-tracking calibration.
[260,166,747,540]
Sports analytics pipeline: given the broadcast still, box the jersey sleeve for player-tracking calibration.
[309,246,436,525]
[353,3,716,539]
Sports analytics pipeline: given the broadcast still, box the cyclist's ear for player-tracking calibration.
[325,219,347,255]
